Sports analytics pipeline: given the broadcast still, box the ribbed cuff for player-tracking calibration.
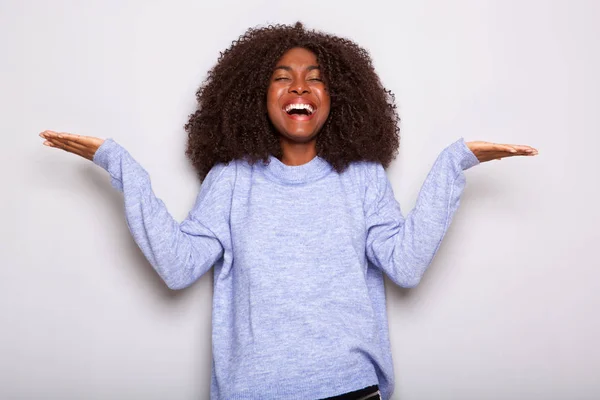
[92,138,126,191]
[92,138,121,171]
[447,137,480,170]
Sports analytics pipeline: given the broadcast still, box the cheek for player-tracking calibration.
[320,106,331,125]
[266,87,281,114]
[318,86,331,104]
[319,93,331,120]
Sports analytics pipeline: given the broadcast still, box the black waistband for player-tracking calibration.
[319,384,379,400]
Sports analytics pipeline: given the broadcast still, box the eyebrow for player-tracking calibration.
[274,65,320,72]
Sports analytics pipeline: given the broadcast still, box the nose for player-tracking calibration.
[288,78,310,95]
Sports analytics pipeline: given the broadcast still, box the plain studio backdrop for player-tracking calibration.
[2,0,599,399]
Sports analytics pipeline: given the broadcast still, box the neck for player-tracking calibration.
[278,137,317,166]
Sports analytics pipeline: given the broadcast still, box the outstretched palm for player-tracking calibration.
[466,141,538,162]
[39,130,104,161]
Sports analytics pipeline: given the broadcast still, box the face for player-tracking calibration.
[266,47,331,143]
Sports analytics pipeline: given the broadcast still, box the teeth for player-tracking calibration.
[285,103,314,114]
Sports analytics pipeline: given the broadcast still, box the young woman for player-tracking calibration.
[39,22,537,400]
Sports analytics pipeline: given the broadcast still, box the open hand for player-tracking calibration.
[466,141,538,163]
[39,130,105,161]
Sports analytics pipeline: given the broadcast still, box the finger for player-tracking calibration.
[62,143,91,160]
[493,144,518,154]
[490,150,535,161]
[40,131,102,146]
[500,148,538,156]
[44,137,70,151]
[494,145,538,156]
[502,144,538,154]
[42,137,78,149]
[504,143,537,150]
[39,130,61,139]
[55,137,89,152]
[62,133,104,149]
[56,132,87,143]
[44,138,89,159]
[482,143,517,154]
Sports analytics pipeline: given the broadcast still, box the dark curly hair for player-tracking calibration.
[184,21,400,181]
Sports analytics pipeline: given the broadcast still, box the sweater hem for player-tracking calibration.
[218,368,379,400]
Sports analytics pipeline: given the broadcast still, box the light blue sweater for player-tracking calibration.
[92,137,479,400]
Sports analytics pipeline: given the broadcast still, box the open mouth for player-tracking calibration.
[283,103,316,120]
[284,103,315,115]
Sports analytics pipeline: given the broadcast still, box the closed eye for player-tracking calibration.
[274,77,322,82]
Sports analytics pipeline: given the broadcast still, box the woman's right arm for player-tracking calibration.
[40,132,232,290]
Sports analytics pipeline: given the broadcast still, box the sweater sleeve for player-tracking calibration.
[92,138,232,290]
[365,137,480,288]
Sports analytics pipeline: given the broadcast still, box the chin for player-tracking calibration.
[281,130,318,142]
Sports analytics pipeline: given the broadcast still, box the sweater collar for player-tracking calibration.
[261,154,333,185]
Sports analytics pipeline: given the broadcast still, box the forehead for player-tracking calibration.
[275,47,318,66]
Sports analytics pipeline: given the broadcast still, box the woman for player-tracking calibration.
[39,22,537,400]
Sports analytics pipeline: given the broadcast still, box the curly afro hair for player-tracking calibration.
[184,21,400,181]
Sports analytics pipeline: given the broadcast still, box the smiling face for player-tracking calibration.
[266,47,331,144]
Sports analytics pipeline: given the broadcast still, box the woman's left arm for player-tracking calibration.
[365,137,537,288]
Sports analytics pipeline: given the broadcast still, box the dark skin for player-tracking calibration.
[38,47,538,163]
[266,47,331,166]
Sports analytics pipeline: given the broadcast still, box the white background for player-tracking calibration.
[2,0,599,398]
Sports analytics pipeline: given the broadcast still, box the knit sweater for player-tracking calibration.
[92,137,480,400]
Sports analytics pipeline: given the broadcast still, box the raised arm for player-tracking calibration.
[365,137,537,288]
[39,131,232,290]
